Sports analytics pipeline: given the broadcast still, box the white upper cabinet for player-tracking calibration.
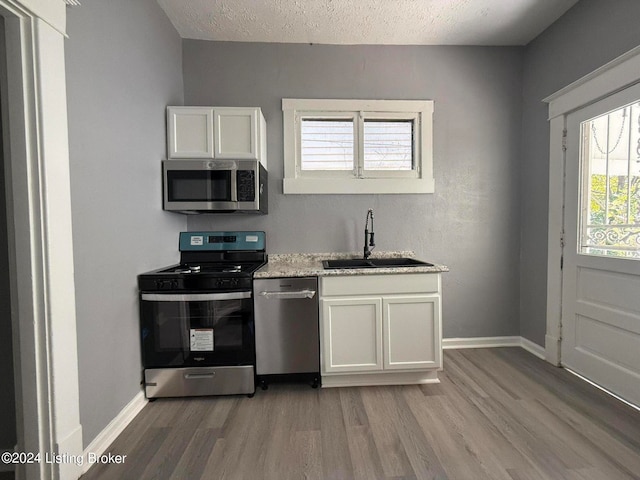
[214,107,261,160]
[167,106,267,166]
[167,107,214,158]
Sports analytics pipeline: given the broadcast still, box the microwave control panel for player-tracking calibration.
[237,170,256,202]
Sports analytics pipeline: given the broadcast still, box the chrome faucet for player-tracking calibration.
[363,209,375,259]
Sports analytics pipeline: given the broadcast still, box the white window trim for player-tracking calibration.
[282,98,434,194]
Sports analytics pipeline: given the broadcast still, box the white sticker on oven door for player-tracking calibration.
[190,329,214,351]
[190,236,204,246]
[245,235,259,242]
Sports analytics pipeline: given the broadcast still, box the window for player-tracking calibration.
[579,101,640,258]
[283,99,434,194]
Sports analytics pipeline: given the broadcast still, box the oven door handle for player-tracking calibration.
[141,292,252,302]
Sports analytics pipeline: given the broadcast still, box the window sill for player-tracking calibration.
[283,177,435,194]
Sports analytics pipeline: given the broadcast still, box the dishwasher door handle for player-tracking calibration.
[184,372,216,379]
[259,289,316,300]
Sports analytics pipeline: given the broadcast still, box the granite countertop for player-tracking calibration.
[254,251,449,278]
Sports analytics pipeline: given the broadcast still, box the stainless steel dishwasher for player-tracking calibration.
[254,277,320,389]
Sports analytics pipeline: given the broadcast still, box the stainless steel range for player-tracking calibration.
[138,231,266,399]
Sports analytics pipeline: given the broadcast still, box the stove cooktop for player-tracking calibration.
[138,262,265,292]
[158,263,262,275]
[138,231,267,292]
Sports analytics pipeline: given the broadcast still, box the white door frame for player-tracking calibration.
[0,1,82,479]
[544,45,640,366]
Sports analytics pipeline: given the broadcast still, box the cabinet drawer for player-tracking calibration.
[321,273,440,297]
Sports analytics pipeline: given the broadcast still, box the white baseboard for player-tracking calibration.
[520,336,546,359]
[81,390,147,474]
[443,336,546,360]
[322,370,439,388]
[443,336,522,349]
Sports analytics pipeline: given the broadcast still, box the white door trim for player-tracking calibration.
[1,1,82,479]
[543,45,640,366]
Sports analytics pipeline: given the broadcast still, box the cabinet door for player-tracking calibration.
[167,107,214,158]
[383,295,441,370]
[321,297,383,373]
[214,108,259,159]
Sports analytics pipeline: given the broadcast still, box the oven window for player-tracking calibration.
[154,300,245,352]
[140,295,254,367]
[167,170,231,202]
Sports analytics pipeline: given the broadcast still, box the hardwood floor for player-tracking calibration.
[81,348,640,480]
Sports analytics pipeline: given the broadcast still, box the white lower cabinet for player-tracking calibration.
[320,274,442,387]
[322,297,383,373]
[383,295,440,370]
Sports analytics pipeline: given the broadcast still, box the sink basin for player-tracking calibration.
[323,259,375,269]
[322,257,434,269]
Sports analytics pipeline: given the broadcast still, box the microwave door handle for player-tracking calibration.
[230,171,238,202]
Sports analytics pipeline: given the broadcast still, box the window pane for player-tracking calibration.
[301,119,354,170]
[364,120,413,171]
[580,102,640,259]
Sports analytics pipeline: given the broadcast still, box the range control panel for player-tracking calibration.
[179,231,265,252]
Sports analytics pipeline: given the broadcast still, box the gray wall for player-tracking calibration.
[65,0,186,447]
[183,42,524,339]
[0,15,16,453]
[519,0,640,346]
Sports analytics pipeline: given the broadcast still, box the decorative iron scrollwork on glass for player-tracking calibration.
[585,226,640,258]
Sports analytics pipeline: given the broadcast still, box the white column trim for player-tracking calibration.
[1,1,80,479]
[543,46,640,368]
[9,0,66,35]
[544,115,565,367]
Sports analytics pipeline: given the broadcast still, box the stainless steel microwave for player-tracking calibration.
[163,159,268,214]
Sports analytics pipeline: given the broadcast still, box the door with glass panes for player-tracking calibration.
[561,82,640,406]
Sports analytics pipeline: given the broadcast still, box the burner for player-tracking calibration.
[223,265,242,273]
[169,265,202,274]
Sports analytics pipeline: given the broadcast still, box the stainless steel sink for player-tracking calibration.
[322,257,433,269]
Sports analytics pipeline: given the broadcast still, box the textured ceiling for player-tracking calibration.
[156,0,579,46]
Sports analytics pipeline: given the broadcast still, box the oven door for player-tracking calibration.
[139,291,255,368]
